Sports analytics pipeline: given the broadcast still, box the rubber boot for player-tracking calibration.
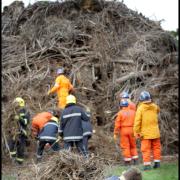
[153,162,160,169]
[143,165,152,171]
[124,161,131,166]
[133,159,139,165]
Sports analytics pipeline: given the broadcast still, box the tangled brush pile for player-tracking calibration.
[2,0,178,161]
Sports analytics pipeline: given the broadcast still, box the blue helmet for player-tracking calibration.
[139,91,151,101]
[120,92,129,99]
[57,68,64,75]
[119,99,129,107]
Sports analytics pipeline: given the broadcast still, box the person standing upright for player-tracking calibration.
[114,99,138,166]
[59,95,89,157]
[9,97,30,164]
[134,91,161,171]
[48,68,74,109]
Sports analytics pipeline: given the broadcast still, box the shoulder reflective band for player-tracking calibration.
[63,113,81,119]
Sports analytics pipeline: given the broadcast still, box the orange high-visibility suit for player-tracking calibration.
[114,107,138,162]
[127,99,136,111]
[134,102,161,166]
[31,112,52,137]
[49,75,74,109]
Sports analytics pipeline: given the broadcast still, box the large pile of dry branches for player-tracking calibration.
[2,0,178,162]
[17,151,108,180]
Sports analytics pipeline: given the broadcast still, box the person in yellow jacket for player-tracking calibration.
[48,68,74,109]
[133,91,161,171]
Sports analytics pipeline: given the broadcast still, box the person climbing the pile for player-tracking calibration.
[114,99,138,166]
[119,91,136,111]
[36,110,61,162]
[59,95,89,158]
[9,97,30,165]
[133,91,161,171]
[48,67,74,109]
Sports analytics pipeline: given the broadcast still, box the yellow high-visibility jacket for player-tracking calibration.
[49,75,73,96]
[133,102,160,139]
[49,75,74,108]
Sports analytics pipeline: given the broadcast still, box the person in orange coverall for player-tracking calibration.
[31,111,53,138]
[119,92,136,111]
[133,91,161,171]
[114,99,138,166]
[48,68,74,109]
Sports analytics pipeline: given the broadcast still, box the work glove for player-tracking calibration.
[58,136,62,140]
[14,115,19,121]
[47,90,51,95]
[12,134,16,141]
[35,136,39,140]
[20,129,27,136]
[114,134,118,141]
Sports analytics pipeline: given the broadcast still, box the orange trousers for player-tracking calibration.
[141,138,161,165]
[120,129,138,161]
[58,96,67,109]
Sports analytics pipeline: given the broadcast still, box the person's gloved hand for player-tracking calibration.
[114,134,118,141]
[14,115,19,121]
[59,132,63,137]
[35,136,39,140]
[47,90,51,95]
[58,136,62,140]
[12,134,16,141]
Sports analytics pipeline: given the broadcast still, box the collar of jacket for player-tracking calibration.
[65,103,76,108]
[50,116,59,123]
[48,119,58,123]
[121,107,129,110]
[142,100,152,104]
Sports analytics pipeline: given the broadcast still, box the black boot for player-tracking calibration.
[153,162,160,169]
[124,161,131,166]
[143,165,152,171]
[133,159,139,165]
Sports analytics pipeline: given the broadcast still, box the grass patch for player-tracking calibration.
[2,175,16,180]
[104,162,178,180]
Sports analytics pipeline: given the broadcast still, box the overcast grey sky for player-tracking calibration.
[2,0,178,31]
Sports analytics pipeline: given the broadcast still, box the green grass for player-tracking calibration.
[2,175,16,180]
[104,162,178,180]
